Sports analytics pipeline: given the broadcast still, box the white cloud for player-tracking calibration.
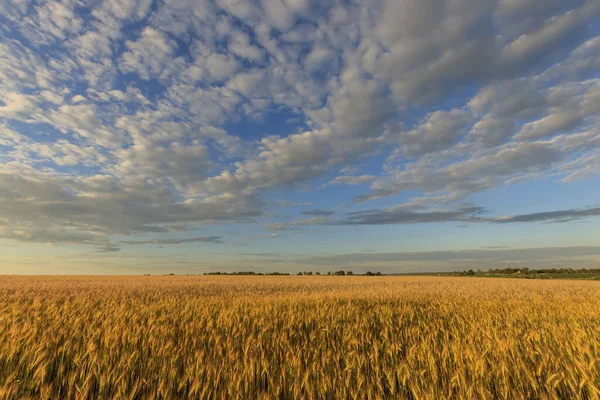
[216,0,262,23]
[0,125,26,146]
[0,92,40,120]
[500,3,596,67]
[0,0,29,24]
[304,46,334,70]
[97,86,150,105]
[47,103,124,148]
[329,175,377,186]
[228,30,265,63]
[400,109,474,156]
[204,53,241,82]
[12,139,106,167]
[70,31,113,59]
[516,111,582,141]
[115,141,211,190]
[0,40,50,92]
[561,153,600,182]
[251,233,280,239]
[21,0,84,44]
[261,0,295,31]
[120,27,178,80]
[102,0,152,21]
[0,161,262,248]
[0,0,599,251]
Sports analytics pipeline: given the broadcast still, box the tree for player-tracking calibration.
[334,270,345,276]
[346,271,353,276]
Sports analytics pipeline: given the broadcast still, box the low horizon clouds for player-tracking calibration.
[268,206,600,230]
[293,246,600,270]
[121,236,223,245]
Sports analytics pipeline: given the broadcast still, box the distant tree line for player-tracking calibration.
[322,271,382,276]
[452,267,600,276]
[454,269,478,276]
[487,267,600,275]
[148,270,385,276]
[208,270,384,276]
[203,271,291,275]
[199,271,385,276]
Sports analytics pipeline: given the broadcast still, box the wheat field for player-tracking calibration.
[0,276,599,399]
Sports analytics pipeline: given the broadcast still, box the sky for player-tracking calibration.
[0,0,599,274]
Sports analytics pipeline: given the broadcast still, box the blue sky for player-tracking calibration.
[0,0,600,274]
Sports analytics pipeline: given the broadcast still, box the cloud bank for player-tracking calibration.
[0,0,598,254]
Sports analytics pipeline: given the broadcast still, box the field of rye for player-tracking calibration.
[0,276,599,399]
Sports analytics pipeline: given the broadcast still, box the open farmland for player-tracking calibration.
[1,276,599,399]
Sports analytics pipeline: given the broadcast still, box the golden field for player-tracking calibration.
[0,276,599,399]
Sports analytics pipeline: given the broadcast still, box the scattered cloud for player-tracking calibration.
[490,207,600,224]
[263,205,600,229]
[119,27,178,80]
[267,216,332,231]
[250,233,280,239]
[122,236,223,245]
[328,175,377,186]
[339,207,486,226]
[301,209,334,216]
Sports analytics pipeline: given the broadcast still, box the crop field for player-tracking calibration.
[1,276,599,399]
